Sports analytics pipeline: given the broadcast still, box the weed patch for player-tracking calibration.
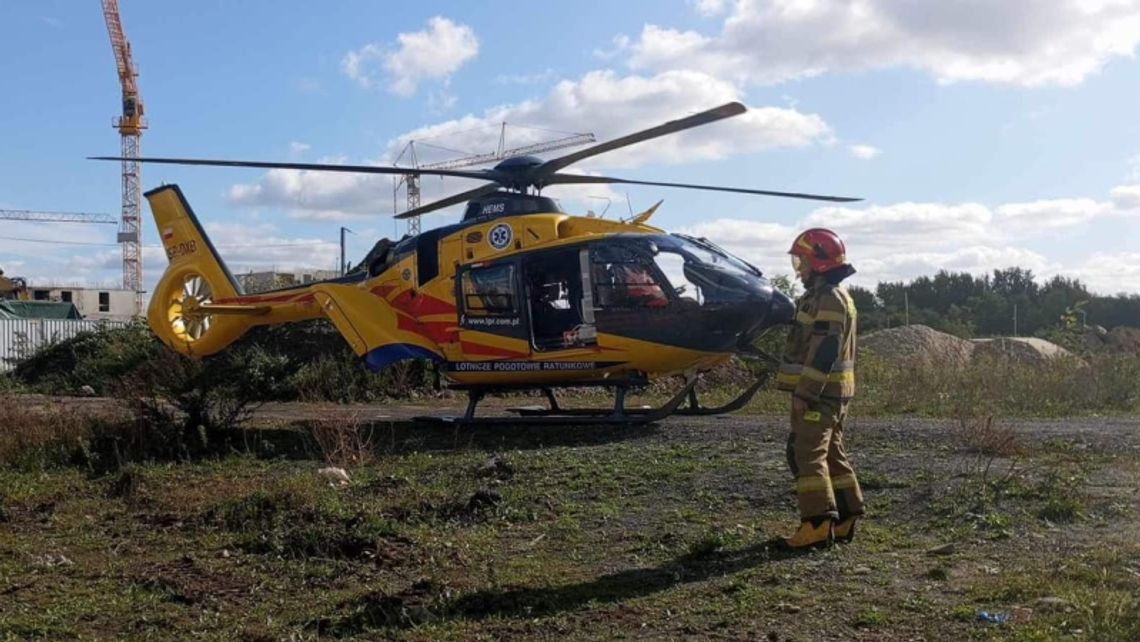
[207,482,409,561]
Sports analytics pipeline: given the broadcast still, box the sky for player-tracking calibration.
[1,0,1139,296]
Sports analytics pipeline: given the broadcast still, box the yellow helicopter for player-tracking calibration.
[95,102,859,424]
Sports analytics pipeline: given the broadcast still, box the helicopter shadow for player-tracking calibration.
[327,537,803,634]
[245,415,667,462]
[361,418,666,455]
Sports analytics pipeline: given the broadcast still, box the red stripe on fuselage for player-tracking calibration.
[459,340,528,359]
[215,290,309,305]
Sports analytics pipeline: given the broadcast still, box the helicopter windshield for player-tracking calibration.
[648,234,763,305]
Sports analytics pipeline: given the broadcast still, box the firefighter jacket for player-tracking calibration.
[776,276,857,402]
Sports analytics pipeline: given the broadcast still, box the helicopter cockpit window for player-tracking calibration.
[461,264,517,316]
[591,245,669,309]
[654,235,761,305]
[653,251,704,306]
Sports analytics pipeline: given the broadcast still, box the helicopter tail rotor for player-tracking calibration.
[146,185,253,355]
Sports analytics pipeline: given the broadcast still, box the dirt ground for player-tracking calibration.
[2,403,1139,641]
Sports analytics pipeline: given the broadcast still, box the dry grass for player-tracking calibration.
[953,414,1023,458]
[0,396,108,468]
[305,410,377,467]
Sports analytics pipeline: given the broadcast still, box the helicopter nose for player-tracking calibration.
[767,289,795,326]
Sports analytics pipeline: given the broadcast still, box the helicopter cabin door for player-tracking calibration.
[522,247,597,353]
[456,258,531,360]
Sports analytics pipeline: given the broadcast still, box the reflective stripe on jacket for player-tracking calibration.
[776,279,857,401]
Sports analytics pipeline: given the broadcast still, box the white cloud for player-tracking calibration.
[681,181,1140,293]
[204,221,339,273]
[680,218,795,257]
[848,144,880,160]
[342,17,479,96]
[495,69,557,85]
[288,142,311,158]
[1069,252,1140,295]
[229,70,834,220]
[1110,184,1140,210]
[804,202,994,251]
[691,0,727,16]
[997,198,1114,228]
[228,167,400,221]
[856,246,1059,286]
[624,0,1140,87]
[383,70,832,170]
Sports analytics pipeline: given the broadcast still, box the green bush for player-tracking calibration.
[9,319,437,403]
[11,320,162,395]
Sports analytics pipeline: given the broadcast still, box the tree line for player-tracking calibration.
[844,267,1140,338]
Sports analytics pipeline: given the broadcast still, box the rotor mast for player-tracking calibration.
[394,124,596,235]
[101,0,146,316]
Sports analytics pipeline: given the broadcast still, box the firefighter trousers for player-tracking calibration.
[786,399,865,522]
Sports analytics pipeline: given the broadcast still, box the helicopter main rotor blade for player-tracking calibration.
[533,102,747,178]
[394,183,503,219]
[545,173,862,203]
[88,156,499,182]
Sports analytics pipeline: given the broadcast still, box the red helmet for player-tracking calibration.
[788,228,848,273]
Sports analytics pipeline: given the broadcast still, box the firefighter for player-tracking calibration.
[776,228,864,549]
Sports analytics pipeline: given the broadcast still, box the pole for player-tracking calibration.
[339,227,352,276]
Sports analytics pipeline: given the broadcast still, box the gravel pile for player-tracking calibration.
[971,337,1074,364]
[860,324,975,368]
[1105,326,1140,355]
[1076,325,1140,356]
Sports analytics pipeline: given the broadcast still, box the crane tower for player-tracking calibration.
[101,0,146,315]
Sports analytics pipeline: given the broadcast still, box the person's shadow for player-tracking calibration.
[323,537,810,635]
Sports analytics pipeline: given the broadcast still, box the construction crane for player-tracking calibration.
[393,124,596,235]
[0,209,118,224]
[101,0,146,316]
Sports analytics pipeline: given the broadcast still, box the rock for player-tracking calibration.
[927,543,957,556]
[861,325,975,368]
[478,454,514,481]
[318,467,351,486]
[853,565,872,575]
[77,385,96,397]
[777,602,802,614]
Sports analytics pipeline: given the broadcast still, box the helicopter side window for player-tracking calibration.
[591,245,669,309]
[461,264,517,316]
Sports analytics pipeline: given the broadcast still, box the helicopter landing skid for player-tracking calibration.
[414,378,697,426]
[674,372,770,416]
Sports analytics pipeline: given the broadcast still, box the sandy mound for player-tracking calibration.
[860,324,975,368]
[971,337,1074,364]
